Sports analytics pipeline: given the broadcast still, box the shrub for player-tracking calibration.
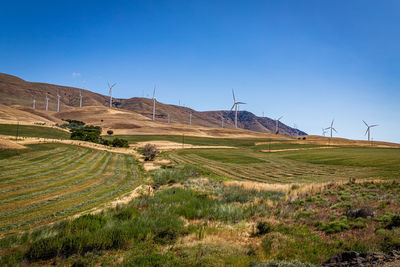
[153,166,200,188]
[316,219,350,234]
[71,126,102,143]
[112,138,129,148]
[26,236,61,260]
[386,215,400,229]
[107,130,114,135]
[142,143,159,161]
[254,222,272,236]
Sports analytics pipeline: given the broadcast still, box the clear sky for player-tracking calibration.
[1,0,399,143]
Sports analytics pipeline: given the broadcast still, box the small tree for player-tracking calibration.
[143,144,159,161]
[107,130,114,135]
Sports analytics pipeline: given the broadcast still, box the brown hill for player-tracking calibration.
[0,73,305,136]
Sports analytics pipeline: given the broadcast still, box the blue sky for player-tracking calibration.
[1,0,399,143]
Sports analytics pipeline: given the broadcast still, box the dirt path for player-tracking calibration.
[132,140,234,151]
[260,146,336,153]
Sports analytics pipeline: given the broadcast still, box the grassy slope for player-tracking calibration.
[0,124,69,139]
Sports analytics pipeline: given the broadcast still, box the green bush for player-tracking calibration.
[316,219,350,234]
[112,138,129,148]
[254,222,272,236]
[153,166,200,188]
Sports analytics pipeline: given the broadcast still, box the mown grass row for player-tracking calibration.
[0,144,142,235]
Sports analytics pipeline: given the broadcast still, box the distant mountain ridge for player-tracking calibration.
[0,73,306,136]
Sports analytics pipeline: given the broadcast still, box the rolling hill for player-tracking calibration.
[0,73,306,136]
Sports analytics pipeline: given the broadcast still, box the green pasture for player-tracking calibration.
[169,145,400,183]
[0,124,69,139]
[0,143,141,235]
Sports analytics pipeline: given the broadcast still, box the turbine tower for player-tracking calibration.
[79,90,83,108]
[45,94,49,111]
[168,114,170,123]
[363,120,378,142]
[275,116,283,134]
[32,98,36,109]
[220,115,224,128]
[152,86,156,121]
[57,90,61,112]
[189,111,192,125]
[107,82,116,108]
[230,89,246,128]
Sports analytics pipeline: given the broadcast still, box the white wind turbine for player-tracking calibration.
[325,119,337,144]
[322,128,327,137]
[45,94,49,111]
[275,116,283,134]
[230,89,246,128]
[32,98,36,109]
[79,90,83,108]
[108,82,116,108]
[363,120,378,142]
[152,86,156,121]
[57,90,61,112]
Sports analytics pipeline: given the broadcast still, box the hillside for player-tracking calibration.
[0,73,306,136]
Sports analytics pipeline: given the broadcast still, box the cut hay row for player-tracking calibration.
[170,151,363,184]
[0,153,112,206]
[0,148,90,178]
[0,150,104,195]
[0,148,90,184]
[0,145,141,234]
[0,146,68,167]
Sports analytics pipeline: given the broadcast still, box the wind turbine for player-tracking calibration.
[107,82,116,108]
[45,94,49,111]
[275,116,283,134]
[230,89,246,128]
[32,98,36,109]
[220,114,224,128]
[79,90,83,108]
[168,114,170,123]
[325,119,337,145]
[322,128,327,137]
[363,120,378,142]
[57,90,61,112]
[152,86,156,121]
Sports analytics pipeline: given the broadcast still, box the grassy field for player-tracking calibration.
[0,124,70,139]
[0,143,141,235]
[169,146,400,183]
[106,134,282,148]
[0,135,400,266]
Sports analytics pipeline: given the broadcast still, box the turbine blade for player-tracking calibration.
[278,116,283,121]
[365,129,369,135]
[333,128,338,133]
[232,89,236,102]
[230,104,235,111]
[362,120,368,127]
[370,124,378,127]
[331,119,334,127]
[236,102,246,104]
[112,83,116,88]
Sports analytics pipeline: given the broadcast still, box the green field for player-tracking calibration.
[0,124,70,139]
[169,146,400,183]
[0,143,141,235]
[106,134,280,148]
